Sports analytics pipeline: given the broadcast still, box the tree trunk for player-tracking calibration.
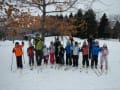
[40,0,46,40]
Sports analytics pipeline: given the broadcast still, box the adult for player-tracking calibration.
[33,34,44,66]
[87,34,94,60]
[54,37,61,64]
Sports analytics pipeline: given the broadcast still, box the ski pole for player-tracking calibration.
[11,53,14,71]
[22,46,25,64]
[23,53,25,64]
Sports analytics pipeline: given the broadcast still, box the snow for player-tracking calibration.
[0,36,120,90]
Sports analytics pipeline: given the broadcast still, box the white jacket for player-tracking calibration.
[72,46,80,55]
[43,48,49,56]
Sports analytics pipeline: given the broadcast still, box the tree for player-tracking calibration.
[69,12,74,18]
[7,0,98,38]
[112,21,120,38]
[74,9,84,38]
[84,9,97,37]
[98,13,110,38]
[0,26,6,40]
[0,0,100,39]
[24,0,79,39]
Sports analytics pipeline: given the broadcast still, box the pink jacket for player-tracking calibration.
[101,48,109,56]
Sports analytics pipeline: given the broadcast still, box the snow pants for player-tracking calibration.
[43,55,49,64]
[73,55,79,67]
[35,50,43,66]
[16,56,23,69]
[82,55,89,67]
[66,54,72,65]
[100,55,108,70]
[50,52,55,64]
[91,55,98,68]
[59,54,64,65]
[28,56,34,66]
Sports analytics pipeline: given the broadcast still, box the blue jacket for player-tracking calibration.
[92,44,101,56]
[65,44,72,54]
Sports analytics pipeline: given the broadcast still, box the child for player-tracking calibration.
[27,42,34,70]
[81,40,89,68]
[72,41,80,67]
[100,44,109,71]
[65,40,72,66]
[91,40,101,69]
[43,45,49,64]
[49,41,55,65]
[12,41,24,70]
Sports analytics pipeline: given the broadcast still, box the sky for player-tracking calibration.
[46,0,120,19]
[91,0,120,16]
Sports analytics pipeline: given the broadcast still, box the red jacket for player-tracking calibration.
[81,45,89,55]
[27,46,34,56]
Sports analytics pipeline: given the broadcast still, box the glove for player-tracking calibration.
[12,49,14,53]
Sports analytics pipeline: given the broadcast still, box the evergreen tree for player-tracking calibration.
[98,13,110,38]
[69,12,74,18]
[74,9,83,19]
[112,21,120,38]
[59,14,64,19]
[84,9,97,38]
[74,9,84,38]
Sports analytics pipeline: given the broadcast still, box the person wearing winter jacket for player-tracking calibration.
[65,40,72,66]
[72,41,80,67]
[33,34,44,66]
[80,40,89,68]
[87,35,94,60]
[12,41,24,69]
[91,40,101,69]
[100,44,109,71]
[27,42,34,69]
[49,41,55,64]
[43,45,49,64]
[54,37,61,64]
[59,44,65,65]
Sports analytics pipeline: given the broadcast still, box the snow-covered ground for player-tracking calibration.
[0,36,120,90]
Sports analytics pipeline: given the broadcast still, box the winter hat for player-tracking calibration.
[75,41,78,45]
[15,42,19,45]
[50,41,54,45]
[95,40,99,45]
[83,40,87,45]
[103,43,107,48]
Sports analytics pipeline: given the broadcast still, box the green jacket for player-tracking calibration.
[33,38,43,50]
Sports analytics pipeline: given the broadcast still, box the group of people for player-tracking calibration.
[12,34,109,72]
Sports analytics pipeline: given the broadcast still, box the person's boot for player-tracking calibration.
[100,65,103,72]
